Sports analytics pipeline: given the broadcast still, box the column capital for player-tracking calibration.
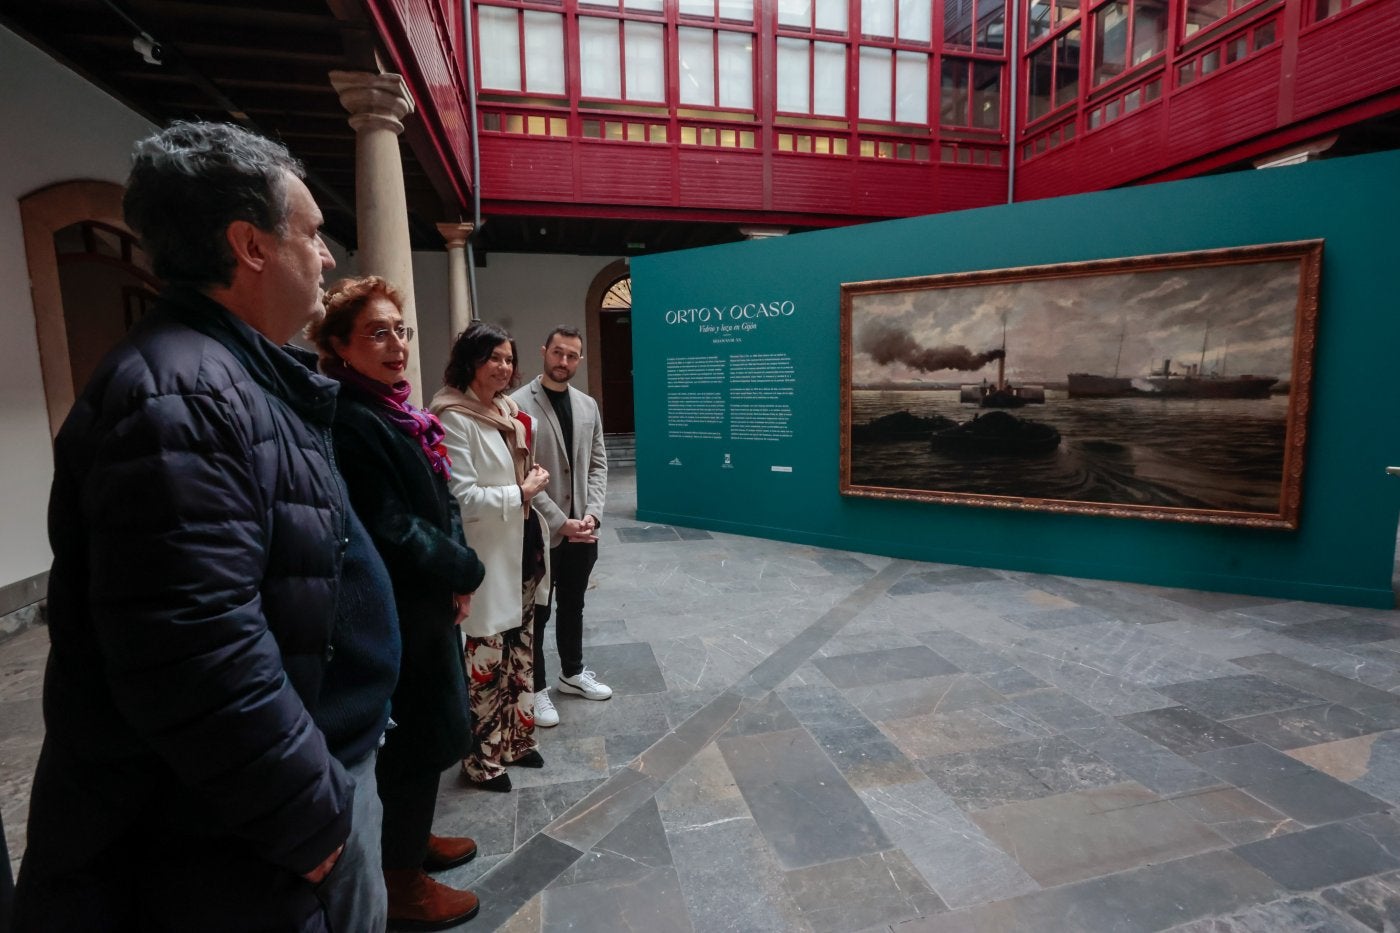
[330,70,415,135]
[436,222,475,250]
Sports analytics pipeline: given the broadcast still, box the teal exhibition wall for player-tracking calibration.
[630,150,1400,607]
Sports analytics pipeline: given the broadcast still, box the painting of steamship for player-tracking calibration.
[839,241,1322,529]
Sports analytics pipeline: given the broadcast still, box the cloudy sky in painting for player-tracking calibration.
[850,258,1302,385]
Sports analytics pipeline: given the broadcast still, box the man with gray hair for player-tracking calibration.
[14,122,398,932]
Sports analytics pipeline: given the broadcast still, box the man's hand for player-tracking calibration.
[303,844,343,884]
[561,518,597,543]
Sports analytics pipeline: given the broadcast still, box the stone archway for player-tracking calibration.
[20,179,145,437]
[583,258,634,434]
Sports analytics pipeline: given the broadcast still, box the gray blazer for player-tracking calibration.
[512,375,608,547]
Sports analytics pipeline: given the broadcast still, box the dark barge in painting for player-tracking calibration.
[851,410,957,442]
[929,410,1061,457]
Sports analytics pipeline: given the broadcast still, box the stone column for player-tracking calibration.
[436,222,475,339]
[330,70,424,403]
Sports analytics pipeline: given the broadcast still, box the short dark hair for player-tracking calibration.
[545,325,583,349]
[122,121,305,288]
[444,322,520,395]
[308,275,405,359]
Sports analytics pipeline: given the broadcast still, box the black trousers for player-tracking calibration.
[376,764,439,871]
[533,539,598,690]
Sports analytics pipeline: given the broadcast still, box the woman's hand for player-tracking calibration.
[453,592,473,625]
[520,464,550,500]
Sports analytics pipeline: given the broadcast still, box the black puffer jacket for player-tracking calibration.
[18,287,352,931]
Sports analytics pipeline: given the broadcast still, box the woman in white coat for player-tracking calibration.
[431,322,551,792]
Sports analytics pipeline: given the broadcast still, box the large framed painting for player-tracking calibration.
[840,241,1323,529]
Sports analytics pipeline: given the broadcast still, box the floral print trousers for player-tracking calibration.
[462,574,544,782]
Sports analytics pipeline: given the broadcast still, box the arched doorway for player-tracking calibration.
[584,259,634,435]
[20,180,156,437]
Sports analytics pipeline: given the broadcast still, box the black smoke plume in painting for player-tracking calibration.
[860,321,1004,373]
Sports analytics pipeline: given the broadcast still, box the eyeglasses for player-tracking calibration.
[361,324,414,344]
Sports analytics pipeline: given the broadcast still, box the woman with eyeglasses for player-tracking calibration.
[309,275,486,929]
[430,322,550,793]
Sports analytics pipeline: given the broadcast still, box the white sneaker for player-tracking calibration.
[534,688,559,727]
[558,668,613,700]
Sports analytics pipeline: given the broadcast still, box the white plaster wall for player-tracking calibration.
[412,249,453,396]
[0,25,156,588]
[473,252,625,386]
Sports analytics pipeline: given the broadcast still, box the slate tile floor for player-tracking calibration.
[6,468,1400,930]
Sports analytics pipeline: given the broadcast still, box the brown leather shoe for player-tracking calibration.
[384,868,480,930]
[423,833,478,871]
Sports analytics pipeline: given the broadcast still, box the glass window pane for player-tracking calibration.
[895,51,927,122]
[1254,21,1276,47]
[816,0,848,32]
[1027,0,1052,41]
[626,22,665,100]
[679,28,716,105]
[717,30,754,109]
[972,59,999,128]
[1132,0,1166,64]
[579,17,621,98]
[478,7,521,92]
[1093,2,1127,85]
[777,37,810,112]
[625,0,664,12]
[679,0,711,15]
[1027,44,1052,121]
[1055,28,1080,105]
[813,41,847,115]
[859,48,892,121]
[899,0,932,41]
[1225,35,1247,63]
[944,0,974,47]
[941,58,969,125]
[977,0,1005,50]
[863,0,895,37]
[524,12,565,93]
[779,0,812,28]
[1184,0,1227,35]
[1201,47,1220,74]
[1057,0,1080,23]
[718,0,754,20]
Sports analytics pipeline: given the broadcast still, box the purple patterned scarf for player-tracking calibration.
[323,356,452,480]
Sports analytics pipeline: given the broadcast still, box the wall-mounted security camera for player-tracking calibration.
[133,34,163,65]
